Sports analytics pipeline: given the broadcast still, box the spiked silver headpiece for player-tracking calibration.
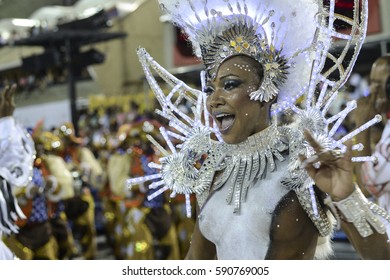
[159,0,320,103]
[199,20,289,102]
[159,0,368,111]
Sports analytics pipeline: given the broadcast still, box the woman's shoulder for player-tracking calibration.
[275,125,335,241]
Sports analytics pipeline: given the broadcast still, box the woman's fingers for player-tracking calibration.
[0,84,16,117]
[303,130,323,153]
[5,84,16,101]
[4,84,16,109]
[0,85,8,106]
[299,154,318,178]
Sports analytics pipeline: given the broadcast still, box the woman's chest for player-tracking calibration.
[198,160,297,259]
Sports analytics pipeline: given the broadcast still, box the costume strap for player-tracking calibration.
[295,187,332,237]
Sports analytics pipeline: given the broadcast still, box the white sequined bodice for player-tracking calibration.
[198,159,290,259]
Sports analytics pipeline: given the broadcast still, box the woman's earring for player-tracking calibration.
[250,77,279,102]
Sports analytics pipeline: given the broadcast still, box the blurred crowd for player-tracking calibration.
[2,98,195,260]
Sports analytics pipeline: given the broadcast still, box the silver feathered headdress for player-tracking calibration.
[158,0,367,110]
[159,0,321,103]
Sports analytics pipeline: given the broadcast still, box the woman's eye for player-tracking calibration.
[224,80,241,91]
[204,86,215,96]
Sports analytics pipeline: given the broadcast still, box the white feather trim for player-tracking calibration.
[314,211,336,259]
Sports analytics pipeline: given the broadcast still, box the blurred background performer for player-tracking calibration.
[0,85,35,259]
[34,130,78,259]
[358,56,390,237]
[55,122,102,259]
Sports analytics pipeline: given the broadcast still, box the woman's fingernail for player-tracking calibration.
[304,155,318,164]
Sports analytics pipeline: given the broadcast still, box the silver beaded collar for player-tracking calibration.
[195,124,289,213]
[194,124,332,237]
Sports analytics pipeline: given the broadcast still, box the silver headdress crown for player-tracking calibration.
[200,21,289,102]
[159,0,320,103]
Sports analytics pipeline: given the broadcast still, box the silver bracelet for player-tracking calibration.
[332,185,390,238]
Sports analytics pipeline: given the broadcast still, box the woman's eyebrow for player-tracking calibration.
[219,74,240,80]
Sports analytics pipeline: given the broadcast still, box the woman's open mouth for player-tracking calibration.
[214,113,235,133]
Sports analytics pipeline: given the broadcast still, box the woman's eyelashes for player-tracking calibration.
[204,79,242,96]
[204,86,215,96]
[223,79,242,91]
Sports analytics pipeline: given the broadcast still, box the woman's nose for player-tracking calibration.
[207,89,225,108]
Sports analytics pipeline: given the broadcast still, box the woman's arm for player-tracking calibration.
[302,131,390,259]
[341,220,390,259]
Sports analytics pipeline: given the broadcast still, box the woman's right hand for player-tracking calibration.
[0,85,16,118]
